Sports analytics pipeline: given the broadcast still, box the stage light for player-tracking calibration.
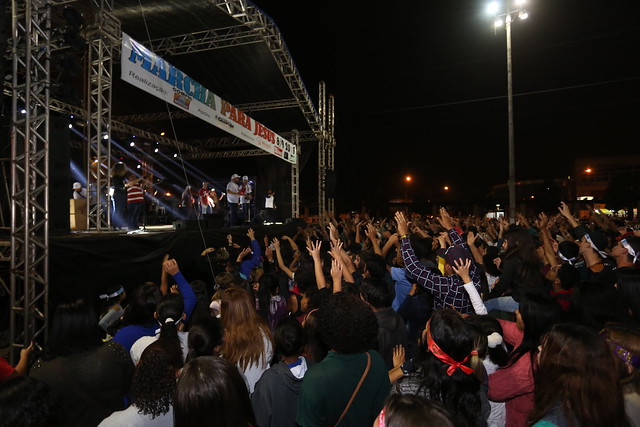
[68,124,73,129]
[518,10,528,20]
[173,154,178,158]
[20,109,26,114]
[494,18,503,27]
[130,142,135,147]
[160,132,165,136]
[154,148,159,153]
[487,1,500,14]
[136,165,141,169]
[165,192,172,197]
[102,133,108,140]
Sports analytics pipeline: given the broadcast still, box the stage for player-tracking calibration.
[48,218,306,306]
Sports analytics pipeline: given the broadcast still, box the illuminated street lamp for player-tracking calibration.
[486,0,530,223]
[584,168,592,174]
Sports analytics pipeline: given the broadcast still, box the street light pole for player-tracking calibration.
[488,1,528,223]
[505,12,516,223]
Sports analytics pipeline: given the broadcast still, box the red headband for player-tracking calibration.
[426,320,477,376]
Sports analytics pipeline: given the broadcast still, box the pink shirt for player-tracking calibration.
[488,319,535,427]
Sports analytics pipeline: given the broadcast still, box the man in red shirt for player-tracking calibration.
[198,181,215,216]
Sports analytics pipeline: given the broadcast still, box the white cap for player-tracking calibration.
[73,182,82,189]
[242,175,248,181]
[231,173,240,180]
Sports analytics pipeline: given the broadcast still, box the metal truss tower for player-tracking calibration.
[9,0,51,363]
[291,130,300,218]
[327,94,336,216]
[85,0,120,230]
[318,81,327,218]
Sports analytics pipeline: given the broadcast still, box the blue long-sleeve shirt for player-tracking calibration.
[239,239,262,280]
[400,229,481,314]
[113,271,196,353]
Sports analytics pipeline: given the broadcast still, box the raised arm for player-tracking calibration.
[366,223,382,256]
[382,233,399,258]
[466,232,484,266]
[453,259,487,315]
[272,237,294,279]
[307,240,327,290]
[328,240,355,284]
[558,201,580,228]
[163,258,196,321]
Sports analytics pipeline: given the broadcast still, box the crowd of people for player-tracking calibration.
[2,202,640,426]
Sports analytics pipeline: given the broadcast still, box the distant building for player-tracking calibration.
[574,156,640,201]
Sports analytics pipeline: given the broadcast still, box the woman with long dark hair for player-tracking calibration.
[174,356,256,427]
[394,309,487,427]
[486,228,549,313]
[487,295,562,427]
[30,299,134,427]
[530,323,628,427]
[130,293,189,365]
[99,340,183,426]
[220,287,273,394]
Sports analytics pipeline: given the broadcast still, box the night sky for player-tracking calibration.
[251,0,640,210]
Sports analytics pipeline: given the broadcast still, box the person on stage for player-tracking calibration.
[226,174,242,226]
[181,185,197,219]
[126,174,147,231]
[265,190,276,222]
[240,176,253,222]
[110,162,128,230]
[198,182,215,216]
[72,182,87,199]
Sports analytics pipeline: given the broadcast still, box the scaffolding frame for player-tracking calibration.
[84,0,120,230]
[9,0,51,363]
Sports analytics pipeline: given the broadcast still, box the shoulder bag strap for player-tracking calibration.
[335,351,372,427]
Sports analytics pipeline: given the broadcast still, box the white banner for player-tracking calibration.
[120,33,297,164]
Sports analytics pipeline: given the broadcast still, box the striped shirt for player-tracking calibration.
[127,185,144,203]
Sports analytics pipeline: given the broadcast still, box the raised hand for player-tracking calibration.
[328,240,344,259]
[306,239,323,260]
[271,237,280,251]
[451,258,472,283]
[466,231,478,247]
[163,258,180,275]
[392,345,406,369]
[558,201,572,219]
[438,207,454,230]
[394,211,409,236]
[331,258,342,281]
[237,247,251,262]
